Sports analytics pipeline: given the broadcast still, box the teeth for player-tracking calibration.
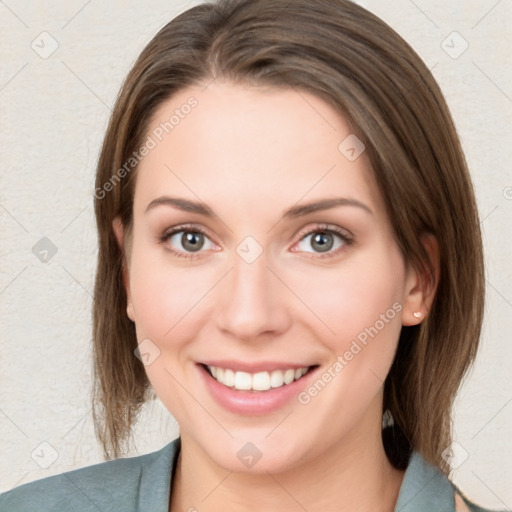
[270,370,284,388]
[234,371,252,390]
[283,369,295,384]
[253,371,270,391]
[206,365,311,391]
[224,368,235,387]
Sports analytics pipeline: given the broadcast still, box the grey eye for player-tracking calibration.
[296,231,346,254]
[168,231,215,253]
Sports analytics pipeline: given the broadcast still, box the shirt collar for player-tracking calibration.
[140,438,454,512]
[136,437,181,511]
[394,451,455,512]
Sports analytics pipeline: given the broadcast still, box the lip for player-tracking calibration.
[197,362,319,416]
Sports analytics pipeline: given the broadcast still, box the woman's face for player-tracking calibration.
[116,81,425,473]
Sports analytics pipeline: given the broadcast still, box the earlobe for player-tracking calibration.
[126,303,135,322]
[112,216,135,323]
[402,233,440,326]
[112,216,124,251]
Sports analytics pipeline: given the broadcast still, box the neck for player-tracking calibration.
[170,417,405,512]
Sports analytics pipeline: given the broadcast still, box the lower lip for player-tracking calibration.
[197,364,318,416]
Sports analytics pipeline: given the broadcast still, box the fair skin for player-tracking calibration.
[113,81,438,512]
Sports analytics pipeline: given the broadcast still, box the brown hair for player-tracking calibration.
[92,0,484,474]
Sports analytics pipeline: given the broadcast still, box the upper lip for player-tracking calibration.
[199,360,317,373]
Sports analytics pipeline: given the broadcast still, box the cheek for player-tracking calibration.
[127,246,214,417]
[289,250,405,349]
[290,253,405,424]
[128,245,217,345]
[287,249,406,411]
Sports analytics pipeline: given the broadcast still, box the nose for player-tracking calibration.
[215,247,291,342]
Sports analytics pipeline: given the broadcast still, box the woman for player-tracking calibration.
[0,0,505,511]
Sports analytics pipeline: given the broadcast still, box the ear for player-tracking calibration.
[401,233,440,326]
[112,216,135,322]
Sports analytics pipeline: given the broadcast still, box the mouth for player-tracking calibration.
[197,361,321,415]
[200,363,319,392]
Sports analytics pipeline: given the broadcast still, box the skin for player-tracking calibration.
[113,81,439,512]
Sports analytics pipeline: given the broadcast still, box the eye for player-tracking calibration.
[159,223,353,260]
[160,225,217,258]
[293,224,353,258]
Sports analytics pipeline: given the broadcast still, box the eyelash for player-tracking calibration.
[159,223,354,260]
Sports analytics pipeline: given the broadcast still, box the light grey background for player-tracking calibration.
[0,0,511,508]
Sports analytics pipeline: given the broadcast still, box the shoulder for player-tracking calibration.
[397,450,507,512]
[453,485,508,512]
[0,437,180,512]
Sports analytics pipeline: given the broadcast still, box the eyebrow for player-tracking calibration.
[144,196,373,218]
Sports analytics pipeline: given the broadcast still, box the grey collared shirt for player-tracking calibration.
[0,437,505,511]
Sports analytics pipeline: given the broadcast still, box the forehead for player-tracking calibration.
[133,81,384,219]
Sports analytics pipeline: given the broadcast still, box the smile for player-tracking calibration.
[205,365,312,392]
[198,362,320,415]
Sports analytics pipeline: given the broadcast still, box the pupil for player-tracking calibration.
[312,232,333,253]
[183,232,203,252]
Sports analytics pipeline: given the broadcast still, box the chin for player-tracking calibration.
[194,430,308,474]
